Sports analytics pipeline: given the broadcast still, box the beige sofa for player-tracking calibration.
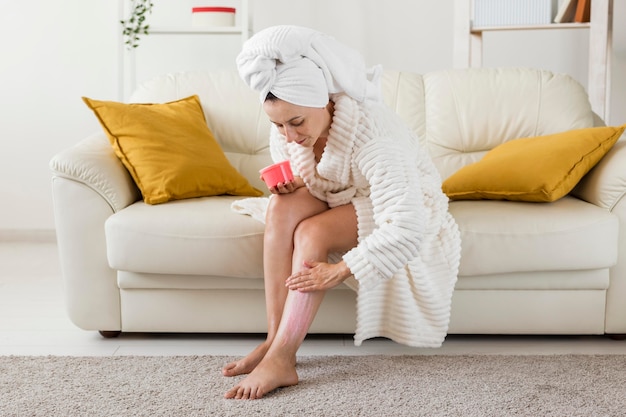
[50,67,626,339]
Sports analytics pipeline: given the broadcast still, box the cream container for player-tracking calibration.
[191,7,236,27]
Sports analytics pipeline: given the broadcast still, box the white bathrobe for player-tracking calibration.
[267,94,462,347]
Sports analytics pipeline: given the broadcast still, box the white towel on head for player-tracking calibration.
[272,59,329,107]
[237,25,383,107]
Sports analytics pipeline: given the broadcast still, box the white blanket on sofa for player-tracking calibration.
[230,197,269,224]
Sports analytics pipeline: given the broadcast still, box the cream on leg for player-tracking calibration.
[224,289,325,400]
[224,197,355,397]
[222,189,328,377]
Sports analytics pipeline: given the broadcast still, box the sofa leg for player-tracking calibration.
[99,330,122,338]
[607,334,626,341]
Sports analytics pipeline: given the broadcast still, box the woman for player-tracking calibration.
[224,25,461,400]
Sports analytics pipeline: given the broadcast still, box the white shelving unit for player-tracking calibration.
[453,0,613,121]
[119,0,251,99]
[147,0,250,44]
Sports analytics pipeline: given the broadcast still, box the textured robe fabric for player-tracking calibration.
[270,94,462,347]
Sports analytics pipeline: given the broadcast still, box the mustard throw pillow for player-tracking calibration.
[442,124,626,202]
[83,95,262,204]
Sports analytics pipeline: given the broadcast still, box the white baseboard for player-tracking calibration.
[0,229,57,243]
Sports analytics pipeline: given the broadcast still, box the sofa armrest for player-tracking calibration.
[573,138,626,334]
[50,133,140,332]
[571,139,626,211]
[49,133,141,212]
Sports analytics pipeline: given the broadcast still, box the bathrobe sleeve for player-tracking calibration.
[342,137,435,291]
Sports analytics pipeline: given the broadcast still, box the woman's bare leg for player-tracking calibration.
[225,203,358,399]
[222,188,328,377]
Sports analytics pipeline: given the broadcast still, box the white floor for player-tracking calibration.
[2,240,626,357]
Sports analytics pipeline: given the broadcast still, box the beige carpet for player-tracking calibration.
[2,354,625,416]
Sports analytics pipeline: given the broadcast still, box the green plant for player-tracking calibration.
[121,0,154,49]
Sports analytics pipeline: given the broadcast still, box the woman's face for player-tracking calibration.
[263,98,333,147]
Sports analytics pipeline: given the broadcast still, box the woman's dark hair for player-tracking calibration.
[265,92,279,102]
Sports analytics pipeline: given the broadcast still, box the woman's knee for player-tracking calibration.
[293,205,358,254]
[266,194,291,225]
[266,188,327,227]
[293,218,325,252]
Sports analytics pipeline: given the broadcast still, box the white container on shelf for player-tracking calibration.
[191,7,236,27]
[473,0,558,26]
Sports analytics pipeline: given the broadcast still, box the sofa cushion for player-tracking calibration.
[82,95,263,204]
[105,196,265,277]
[105,195,617,281]
[442,125,625,202]
[450,196,618,276]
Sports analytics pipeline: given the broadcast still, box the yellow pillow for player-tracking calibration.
[83,95,262,204]
[442,124,625,202]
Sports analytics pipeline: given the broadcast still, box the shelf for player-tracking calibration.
[454,0,613,121]
[471,22,591,33]
[149,26,244,35]
[119,0,251,100]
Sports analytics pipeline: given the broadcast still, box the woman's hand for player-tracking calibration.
[267,176,305,194]
[285,260,351,292]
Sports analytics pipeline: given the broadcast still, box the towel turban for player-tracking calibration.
[236,25,383,108]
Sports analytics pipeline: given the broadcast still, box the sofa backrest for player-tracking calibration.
[383,68,594,179]
[130,68,594,184]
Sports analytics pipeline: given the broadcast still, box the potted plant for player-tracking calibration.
[121,0,154,49]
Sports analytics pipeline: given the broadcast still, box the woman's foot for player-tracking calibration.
[222,341,271,377]
[224,355,298,400]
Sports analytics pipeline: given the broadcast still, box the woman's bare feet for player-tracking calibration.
[224,355,298,400]
[222,341,271,377]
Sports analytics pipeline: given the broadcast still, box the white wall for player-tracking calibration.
[1,0,625,234]
[0,0,119,234]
